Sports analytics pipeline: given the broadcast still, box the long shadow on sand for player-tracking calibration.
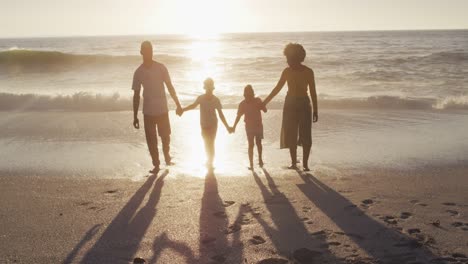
[149,232,196,264]
[198,169,243,263]
[62,224,101,264]
[297,171,444,263]
[76,170,168,263]
[251,169,344,263]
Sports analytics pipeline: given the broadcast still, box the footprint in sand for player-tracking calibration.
[442,202,457,206]
[406,228,421,235]
[300,217,309,222]
[360,199,375,209]
[104,189,118,194]
[400,212,412,220]
[257,258,288,264]
[133,257,146,264]
[223,201,235,207]
[328,241,341,246]
[302,206,312,213]
[382,215,398,225]
[78,201,92,206]
[249,235,266,245]
[213,211,227,218]
[306,220,314,225]
[451,222,464,227]
[224,224,241,234]
[241,202,251,207]
[446,209,459,217]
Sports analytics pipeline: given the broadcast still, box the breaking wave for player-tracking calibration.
[1,92,467,112]
[0,49,187,71]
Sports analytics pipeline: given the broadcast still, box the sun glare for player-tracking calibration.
[180,0,223,38]
[184,38,223,92]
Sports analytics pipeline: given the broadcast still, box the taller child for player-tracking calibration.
[132,41,183,173]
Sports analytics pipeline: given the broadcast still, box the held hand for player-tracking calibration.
[228,127,235,134]
[176,107,184,116]
[313,112,318,123]
[133,118,140,129]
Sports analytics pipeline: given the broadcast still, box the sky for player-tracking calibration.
[1,0,468,37]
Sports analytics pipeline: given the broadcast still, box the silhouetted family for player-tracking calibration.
[132,41,318,173]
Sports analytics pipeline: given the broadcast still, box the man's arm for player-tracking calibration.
[133,89,141,129]
[263,69,287,106]
[308,69,318,122]
[163,66,182,111]
[217,108,231,131]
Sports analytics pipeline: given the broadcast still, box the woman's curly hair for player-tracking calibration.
[283,43,306,63]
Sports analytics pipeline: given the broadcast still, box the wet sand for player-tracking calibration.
[1,164,467,263]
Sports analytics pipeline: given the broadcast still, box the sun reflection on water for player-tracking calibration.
[185,39,222,89]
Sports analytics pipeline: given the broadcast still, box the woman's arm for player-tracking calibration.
[308,69,318,122]
[232,113,243,131]
[263,69,287,106]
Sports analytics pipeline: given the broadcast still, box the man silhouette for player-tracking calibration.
[132,41,182,173]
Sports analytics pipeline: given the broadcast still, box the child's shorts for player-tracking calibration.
[246,125,263,140]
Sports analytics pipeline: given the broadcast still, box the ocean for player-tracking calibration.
[0,30,467,178]
[1,30,467,110]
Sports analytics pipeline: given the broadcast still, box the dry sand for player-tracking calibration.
[1,164,467,264]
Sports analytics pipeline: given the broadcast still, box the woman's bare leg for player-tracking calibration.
[288,147,298,169]
[247,135,254,170]
[303,144,311,171]
[255,137,264,167]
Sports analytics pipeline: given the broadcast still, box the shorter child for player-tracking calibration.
[231,85,267,170]
[179,78,231,169]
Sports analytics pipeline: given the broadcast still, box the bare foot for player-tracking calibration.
[248,166,254,171]
[288,165,298,170]
[304,167,310,172]
[149,167,160,174]
[259,160,264,167]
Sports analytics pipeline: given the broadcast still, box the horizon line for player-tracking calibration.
[1,28,467,40]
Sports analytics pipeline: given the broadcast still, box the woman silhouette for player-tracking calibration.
[263,43,318,171]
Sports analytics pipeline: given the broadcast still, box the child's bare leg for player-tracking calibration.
[202,133,214,167]
[255,136,264,167]
[303,144,311,171]
[247,135,254,170]
[288,147,298,169]
[207,139,215,167]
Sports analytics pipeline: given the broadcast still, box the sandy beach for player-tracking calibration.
[1,162,467,263]
[1,109,468,263]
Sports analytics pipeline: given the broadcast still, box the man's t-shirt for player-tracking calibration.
[195,94,222,129]
[237,97,265,132]
[132,62,170,116]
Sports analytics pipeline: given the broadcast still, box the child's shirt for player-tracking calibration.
[237,97,265,131]
[196,94,222,129]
